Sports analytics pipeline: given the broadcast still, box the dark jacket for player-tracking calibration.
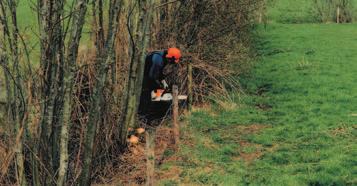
[143,51,168,90]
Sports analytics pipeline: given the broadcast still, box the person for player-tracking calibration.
[139,47,182,116]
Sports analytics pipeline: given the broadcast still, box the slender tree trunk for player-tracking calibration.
[51,1,65,174]
[119,0,155,147]
[79,1,123,185]
[57,0,90,185]
[36,0,67,184]
[0,1,27,185]
[57,74,72,186]
[117,0,138,129]
[15,127,26,186]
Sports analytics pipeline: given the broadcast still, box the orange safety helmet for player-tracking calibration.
[166,48,182,63]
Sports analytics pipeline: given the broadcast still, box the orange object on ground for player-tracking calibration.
[136,128,145,134]
[127,135,139,144]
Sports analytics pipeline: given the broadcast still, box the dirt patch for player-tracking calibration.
[114,145,147,185]
[238,141,264,164]
[192,104,218,117]
[329,125,354,137]
[255,103,272,110]
[155,127,175,164]
[202,138,219,149]
[256,84,272,96]
[230,124,273,164]
[106,126,180,185]
[219,124,270,143]
[156,165,182,182]
[236,124,270,135]
[239,151,263,163]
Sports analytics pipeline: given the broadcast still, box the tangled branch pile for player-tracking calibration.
[152,0,262,102]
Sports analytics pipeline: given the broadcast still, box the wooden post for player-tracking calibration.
[172,85,179,148]
[337,6,340,23]
[187,63,193,112]
[258,12,262,24]
[146,130,155,186]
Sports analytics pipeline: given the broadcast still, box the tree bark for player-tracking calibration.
[57,0,91,185]
[0,2,27,185]
[79,1,123,185]
[119,0,155,147]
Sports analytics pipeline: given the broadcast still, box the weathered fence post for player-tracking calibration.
[172,85,179,149]
[146,130,155,186]
[337,6,340,23]
[258,12,263,23]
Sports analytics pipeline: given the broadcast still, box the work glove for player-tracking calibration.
[161,80,169,89]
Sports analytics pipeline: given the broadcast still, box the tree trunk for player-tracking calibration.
[119,0,155,147]
[0,2,27,185]
[57,0,91,185]
[79,1,123,185]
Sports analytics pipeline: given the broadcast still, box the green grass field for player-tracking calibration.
[268,0,357,23]
[158,16,357,186]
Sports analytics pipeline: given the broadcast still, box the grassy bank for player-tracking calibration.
[158,23,357,185]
